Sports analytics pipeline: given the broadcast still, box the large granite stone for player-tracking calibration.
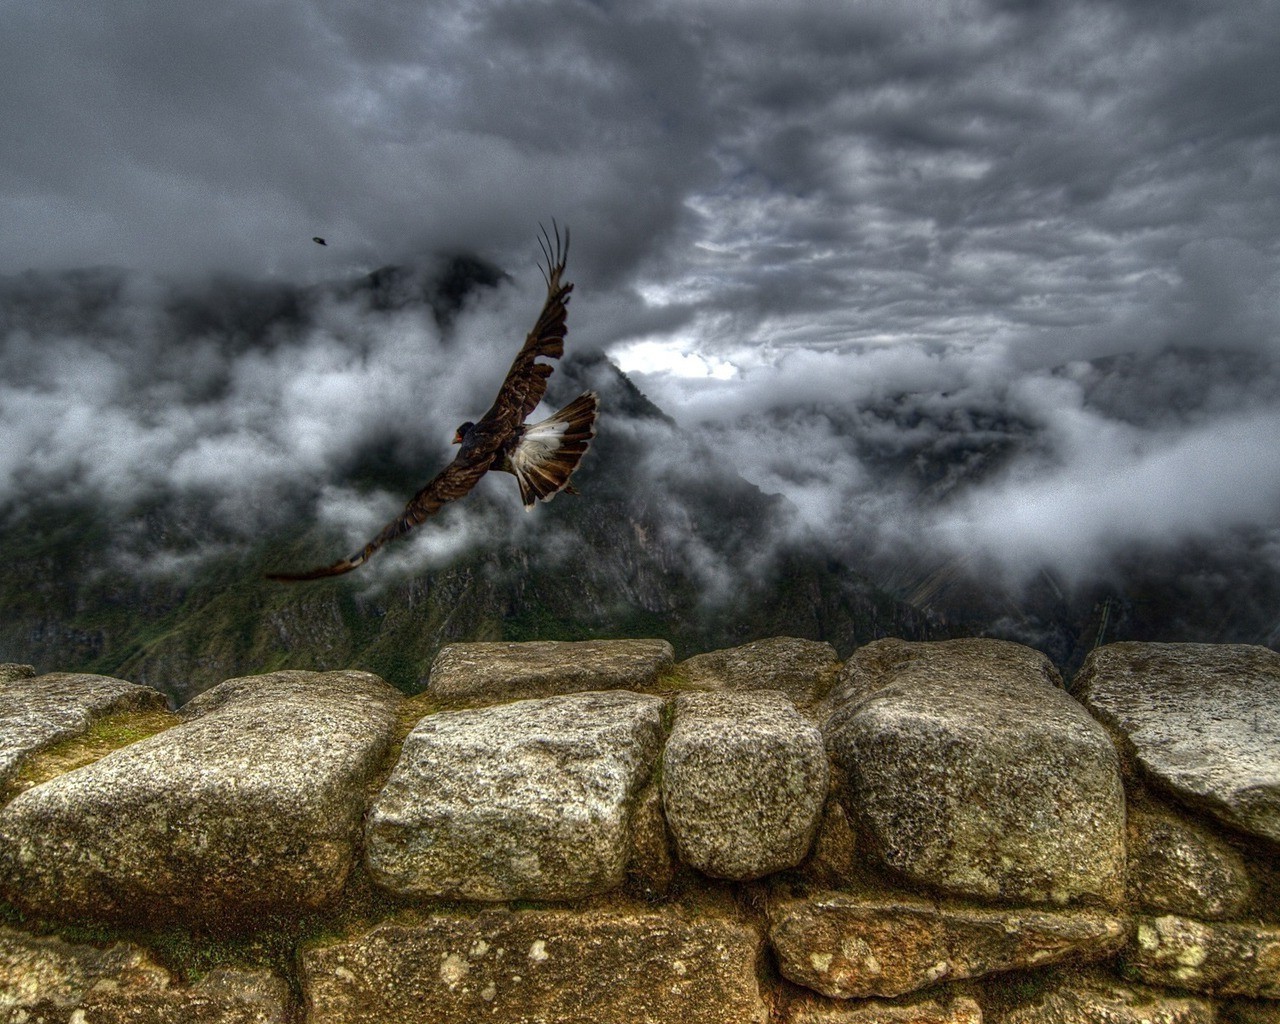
[663,690,828,880]
[676,637,841,707]
[1127,914,1280,998]
[992,975,1216,1024]
[825,638,1126,905]
[768,889,1127,999]
[0,926,289,1023]
[427,639,674,699]
[1126,803,1254,919]
[365,689,665,900]
[0,665,36,685]
[1074,642,1280,845]
[0,672,168,790]
[0,670,402,927]
[300,906,767,1024]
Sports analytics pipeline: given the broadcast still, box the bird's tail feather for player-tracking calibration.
[510,391,598,508]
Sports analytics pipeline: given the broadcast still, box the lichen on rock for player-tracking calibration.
[365,689,665,900]
[662,689,828,880]
[825,638,1126,905]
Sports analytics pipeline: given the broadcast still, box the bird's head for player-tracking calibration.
[453,422,475,445]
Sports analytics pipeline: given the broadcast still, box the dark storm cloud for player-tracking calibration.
[2,0,1279,591]
[0,0,714,281]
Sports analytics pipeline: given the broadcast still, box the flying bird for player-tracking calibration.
[312,236,327,246]
[268,224,597,582]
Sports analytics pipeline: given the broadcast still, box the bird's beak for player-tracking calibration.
[452,431,462,445]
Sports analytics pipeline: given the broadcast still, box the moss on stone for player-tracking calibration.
[2,707,179,802]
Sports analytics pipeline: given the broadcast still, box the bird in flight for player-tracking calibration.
[312,236,327,246]
[268,224,597,581]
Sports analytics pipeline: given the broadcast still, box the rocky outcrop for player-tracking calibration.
[825,638,1126,905]
[0,927,290,1023]
[299,906,767,1024]
[0,671,167,788]
[0,669,402,927]
[662,690,827,880]
[992,975,1217,1024]
[426,639,674,699]
[365,689,665,900]
[768,889,1127,999]
[1128,915,1280,998]
[0,637,1276,1024]
[1126,803,1255,919]
[0,664,36,684]
[1073,642,1280,845]
[675,637,840,707]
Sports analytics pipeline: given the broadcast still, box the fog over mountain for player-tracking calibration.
[2,0,1278,687]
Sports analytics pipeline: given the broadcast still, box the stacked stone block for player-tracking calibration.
[0,636,1274,1023]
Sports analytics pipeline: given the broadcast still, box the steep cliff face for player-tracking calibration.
[0,638,1276,1023]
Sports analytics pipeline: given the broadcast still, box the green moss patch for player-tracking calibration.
[2,708,179,802]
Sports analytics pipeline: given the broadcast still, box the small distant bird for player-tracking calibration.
[268,224,597,581]
[312,236,327,246]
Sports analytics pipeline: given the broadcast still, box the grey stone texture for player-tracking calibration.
[785,994,984,1024]
[427,638,674,699]
[801,798,860,888]
[365,689,665,900]
[0,669,402,927]
[0,665,36,685]
[825,638,1126,905]
[662,690,828,880]
[1128,914,1280,998]
[300,906,767,1024]
[0,672,168,789]
[628,781,676,897]
[1126,803,1254,919]
[676,637,841,707]
[1074,642,1280,845]
[0,926,289,1023]
[768,889,1127,999]
[992,976,1216,1024]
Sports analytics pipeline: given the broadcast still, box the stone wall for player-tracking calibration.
[0,636,1276,1024]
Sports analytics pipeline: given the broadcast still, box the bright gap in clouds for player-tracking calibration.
[610,337,738,380]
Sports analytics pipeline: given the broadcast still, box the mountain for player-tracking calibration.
[3,262,1276,703]
[0,260,937,704]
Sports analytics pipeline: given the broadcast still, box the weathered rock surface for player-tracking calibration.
[801,798,860,888]
[427,639,674,699]
[0,926,289,1023]
[785,993,983,1023]
[768,889,1127,999]
[1074,642,1280,845]
[825,638,1126,905]
[676,637,840,707]
[0,670,402,926]
[628,781,676,897]
[1127,803,1254,919]
[992,976,1216,1024]
[0,665,36,685]
[663,690,828,880]
[300,906,767,1024]
[0,672,167,789]
[1128,914,1280,998]
[365,689,665,900]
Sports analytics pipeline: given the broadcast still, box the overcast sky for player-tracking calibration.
[3,0,1279,589]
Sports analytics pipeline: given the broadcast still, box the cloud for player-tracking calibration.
[2,0,1279,618]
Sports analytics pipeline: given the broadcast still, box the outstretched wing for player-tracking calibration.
[266,454,490,581]
[475,222,573,436]
[267,224,576,582]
